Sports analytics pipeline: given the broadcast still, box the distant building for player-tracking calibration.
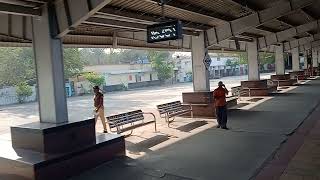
[72,64,159,95]
[173,54,246,82]
[174,56,192,82]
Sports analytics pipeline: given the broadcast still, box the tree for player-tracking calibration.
[83,72,105,87]
[0,47,86,88]
[16,82,33,103]
[148,50,173,82]
[238,52,248,64]
[119,49,148,64]
[0,48,35,87]
[225,59,239,67]
[63,48,85,79]
[259,52,275,65]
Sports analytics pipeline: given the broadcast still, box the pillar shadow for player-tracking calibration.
[126,135,170,155]
[270,92,302,97]
[176,121,208,132]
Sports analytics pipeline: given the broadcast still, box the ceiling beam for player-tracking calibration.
[143,0,231,22]
[85,17,199,36]
[258,19,320,49]
[97,6,211,31]
[225,0,260,11]
[300,8,316,21]
[0,2,41,16]
[0,0,42,7]
[55,0,113,38]
[206,0,315,46]
[276,18,313,36]
[283,35,316,51]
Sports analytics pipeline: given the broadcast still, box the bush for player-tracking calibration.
[83,72,105,87]
[16,82,33,103]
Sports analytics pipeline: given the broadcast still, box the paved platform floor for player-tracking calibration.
[0,74,274,136]
[68,78,320,180]
[280,105,320,180]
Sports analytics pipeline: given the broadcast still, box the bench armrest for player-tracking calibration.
[143,112,157,132]
[181,103,193,110]
[143,112,156,122]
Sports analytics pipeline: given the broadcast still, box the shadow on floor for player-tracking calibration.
[126,135,170,155]
[176,121,208,132]
[248,98,264,102]
[231,103,250,109]
[270,92,302,97]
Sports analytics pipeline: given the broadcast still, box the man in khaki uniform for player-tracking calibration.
[93,86,108,133]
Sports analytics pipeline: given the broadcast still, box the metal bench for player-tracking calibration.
[106,110,156,135]
[157,101,193,127]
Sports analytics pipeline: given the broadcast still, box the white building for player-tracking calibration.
[74,64,159,94]
[174,54,242,82]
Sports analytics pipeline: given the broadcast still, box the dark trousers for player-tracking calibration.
[216,105,227,127]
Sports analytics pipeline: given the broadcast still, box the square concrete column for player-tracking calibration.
[275,44,285,75]
[292,47,300,71]
[304,51,308,69]
[247,39,260,81]
[313,49,319,68]
[317,50,320,67]
[32,4,68,123]
[191,32,210,92]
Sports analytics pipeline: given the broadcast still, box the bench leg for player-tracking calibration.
[154,121,157,132]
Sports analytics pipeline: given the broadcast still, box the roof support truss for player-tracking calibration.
[55,0,112,38]
[206,0,315,46]
[0,2,41,16]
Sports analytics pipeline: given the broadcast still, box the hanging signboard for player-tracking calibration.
[147,20,183,43]
[203,51,212,70]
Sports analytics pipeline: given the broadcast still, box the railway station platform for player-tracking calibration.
[67,79,320,180]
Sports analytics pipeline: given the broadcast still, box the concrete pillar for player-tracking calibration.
[304,51,308,69]
[191,32,210,92]
[292,47,300,71]
[313,49,319,68]
[275,44,285,75]
[247,39,260,81]
[317,50,320,67]
[32,4,68,123]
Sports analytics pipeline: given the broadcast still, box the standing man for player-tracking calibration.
[213,81,229,130]
[93,86,108,133]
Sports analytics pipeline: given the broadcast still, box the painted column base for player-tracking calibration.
[240,80,277,96]
[289,71,306,80]
[182,92,237,118]
[271,74,297,86]
[0,120,125,180]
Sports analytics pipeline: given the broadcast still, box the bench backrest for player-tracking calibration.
[106,110,144,128]
[157,101,183,115]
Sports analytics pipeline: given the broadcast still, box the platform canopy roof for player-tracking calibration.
[1,0,320,52]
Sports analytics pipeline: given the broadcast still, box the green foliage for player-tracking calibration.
[0,47,85,88]
[16,82,33,103]
[0,48,35,87]
[259,52,275,65]
[83,72,105,87]
[238,52,248,64]
[63,48,85,79]
[80,48,151,65]
[119,49,148,64]
[225,59,239,67]
[148,51,173,82]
